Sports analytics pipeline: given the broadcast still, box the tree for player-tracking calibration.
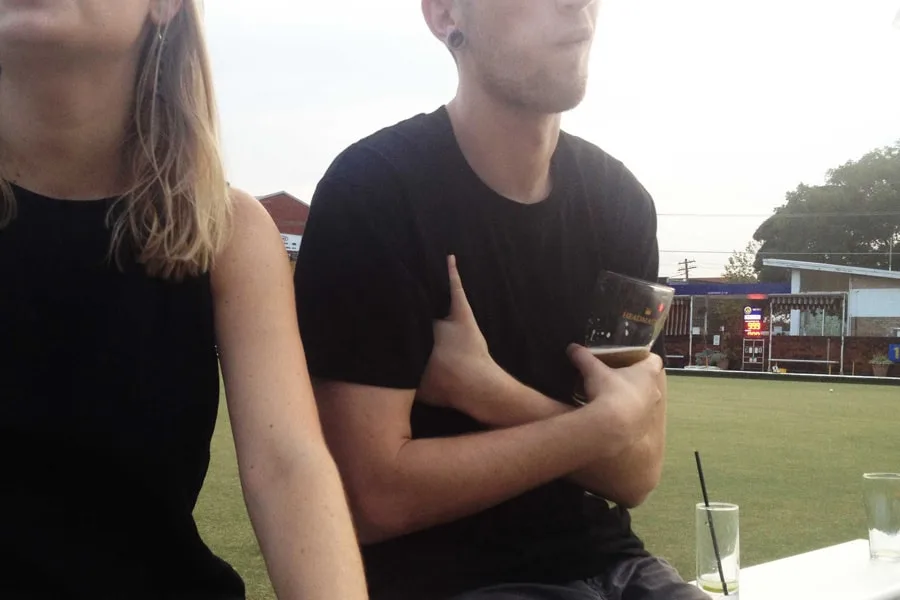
[723,241,760,283]
[701,240,762,350]
[753,142,900,282]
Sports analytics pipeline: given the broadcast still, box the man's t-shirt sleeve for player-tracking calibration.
[294,158,434,390]
[617,164,667,364]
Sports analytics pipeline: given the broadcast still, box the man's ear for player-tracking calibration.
[422,0,461,44]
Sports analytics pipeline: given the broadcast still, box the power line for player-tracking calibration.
[657,212,900,218]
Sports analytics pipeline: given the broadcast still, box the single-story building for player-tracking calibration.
[762,259,900,338]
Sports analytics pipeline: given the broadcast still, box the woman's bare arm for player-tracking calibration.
[212,189,368,600]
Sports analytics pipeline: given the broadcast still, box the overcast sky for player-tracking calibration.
[204,1,900,277]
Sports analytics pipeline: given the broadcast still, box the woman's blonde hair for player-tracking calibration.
[0,0,230,280]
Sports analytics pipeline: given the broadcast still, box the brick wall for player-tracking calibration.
[665,335,897,376]
[853,317,900,337]
[799,271,849,292]
[259,193,309,236]
[851,275,900,290]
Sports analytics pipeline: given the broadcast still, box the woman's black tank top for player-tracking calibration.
[0,185,245,599]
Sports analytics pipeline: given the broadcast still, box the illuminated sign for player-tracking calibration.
[744,321,765,338]
[743,306,766,338]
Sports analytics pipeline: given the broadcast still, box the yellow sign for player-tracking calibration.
[623,311,658,326]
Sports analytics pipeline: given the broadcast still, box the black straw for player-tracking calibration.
[695,450,729,596]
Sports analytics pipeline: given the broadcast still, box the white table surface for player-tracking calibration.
[693,539,900,599]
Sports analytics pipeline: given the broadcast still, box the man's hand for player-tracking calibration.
[568,345,663,459]
[418,256,516,422]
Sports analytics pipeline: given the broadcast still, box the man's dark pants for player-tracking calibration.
[451,556,709,600]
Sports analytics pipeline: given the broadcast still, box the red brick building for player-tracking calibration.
[257,191,309,264]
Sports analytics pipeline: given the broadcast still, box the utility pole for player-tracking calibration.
[677,258,697,282]
[890,233,895,271]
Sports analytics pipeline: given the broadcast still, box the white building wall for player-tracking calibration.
[849,289,900,318]
[790,270,801,335]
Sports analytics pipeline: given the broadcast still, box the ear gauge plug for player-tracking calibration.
[448,29,466,49]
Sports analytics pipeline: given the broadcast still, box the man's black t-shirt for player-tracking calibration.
[295,107,664,600]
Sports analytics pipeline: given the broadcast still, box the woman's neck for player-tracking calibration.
[0,59,136,200]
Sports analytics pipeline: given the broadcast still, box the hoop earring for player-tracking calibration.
[448,29,466,50]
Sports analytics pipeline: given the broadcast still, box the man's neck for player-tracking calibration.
[0,59,136,200]
[447,85,561,205]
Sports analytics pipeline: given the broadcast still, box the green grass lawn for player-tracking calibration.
[195,376,900,599]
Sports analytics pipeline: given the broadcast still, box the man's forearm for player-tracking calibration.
[474,373,667,506]
[360,405,625,544]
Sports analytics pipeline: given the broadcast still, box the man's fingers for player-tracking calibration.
[567,344,613,383]
[636,352,664,374]
[447,255,476,322]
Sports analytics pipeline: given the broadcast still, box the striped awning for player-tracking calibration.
[770,294,844,311]
[665,298,692,336]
